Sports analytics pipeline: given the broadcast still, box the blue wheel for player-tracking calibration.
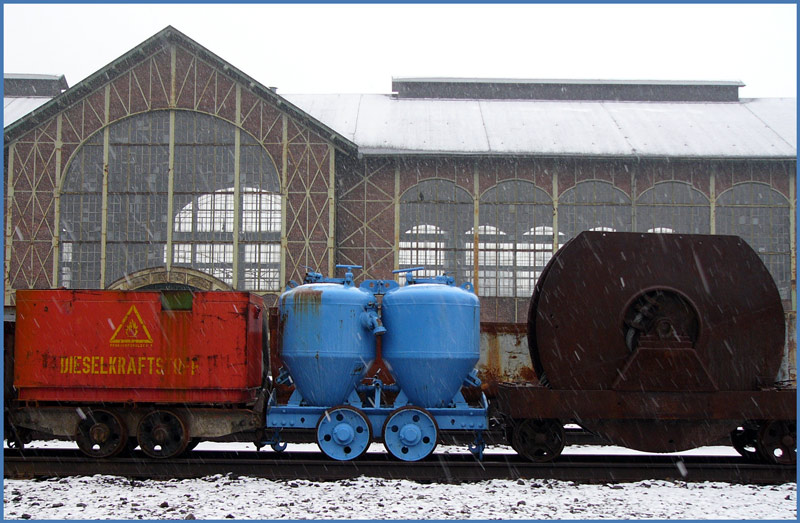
[383,407,438,461]
[316,406,372,461]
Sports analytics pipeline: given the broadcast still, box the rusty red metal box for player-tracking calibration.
[14,290,266,404]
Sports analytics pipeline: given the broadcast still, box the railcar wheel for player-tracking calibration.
[75,409,128,458]
[512,418,565,463]
[5,425,31,450]
[5,438,23,450]
[730,425,760,460]
[756,420,796,465]
[183,438,201,454]
[137,410,189,459]
[383,407,438,461]
[316,406,372,461]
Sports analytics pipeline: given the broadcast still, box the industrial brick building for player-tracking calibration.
[4,27,796,382]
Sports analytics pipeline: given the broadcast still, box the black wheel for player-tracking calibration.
[137,410,189,459]
[756,420,796,465]
[730,425,759,460]
[5,424,30,450]
[75,409,128,458]
[512,419,565,463]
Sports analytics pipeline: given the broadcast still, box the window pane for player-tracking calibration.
[477,181,553,297]
[559,180,632,241]
[399,180,473,282]
[635,181,710,234]
[717,183,791,299]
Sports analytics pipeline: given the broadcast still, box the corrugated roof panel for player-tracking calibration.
[743,98,796,149]
[281,94,361,141]
[4,97,51,126]
[478,100,631,155]
[604,102,796,157]
[352,96,489,153]
[286,94,795,158]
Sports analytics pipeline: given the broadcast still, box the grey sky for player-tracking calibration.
[3,3,797,98]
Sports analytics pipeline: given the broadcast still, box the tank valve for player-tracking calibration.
[361,310,386,336]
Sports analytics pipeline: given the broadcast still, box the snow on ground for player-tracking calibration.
[3,441,797,520]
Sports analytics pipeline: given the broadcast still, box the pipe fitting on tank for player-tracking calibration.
[361,309,386,336]
[462,368,482,388]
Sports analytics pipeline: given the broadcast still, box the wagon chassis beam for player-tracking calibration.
[495,386,797,421]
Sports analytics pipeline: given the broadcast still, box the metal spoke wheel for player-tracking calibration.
[730,425,760,460]
[756,420,796,465]
[383,406,438,461]
[137,410,189,459]
[512,418,565,462]
[75,409,128,458]
[316,406,372,461]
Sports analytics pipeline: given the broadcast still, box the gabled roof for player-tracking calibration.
[284,93,796,159]
[3,26,357,154]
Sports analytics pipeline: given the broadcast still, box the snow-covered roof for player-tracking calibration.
[4,96,52,126]
[4,73,65,81]
[5,84,794,160]
[283,94,796,158]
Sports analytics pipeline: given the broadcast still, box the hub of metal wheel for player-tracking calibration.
[623,290,699,352]
[75,409,128,458]
[316,406,371,461]
[137,410,189,459]
[383,407,438,461]
[512,419,565,462]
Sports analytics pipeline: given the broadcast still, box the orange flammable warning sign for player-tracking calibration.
[109,305,154,346]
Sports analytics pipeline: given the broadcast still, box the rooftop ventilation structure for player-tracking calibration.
[4,74,69,97]
[391,78,744,102]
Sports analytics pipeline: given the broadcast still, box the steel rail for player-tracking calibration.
[4,449,795,485]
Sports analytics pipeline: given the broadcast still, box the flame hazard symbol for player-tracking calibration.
[110,305,153,346]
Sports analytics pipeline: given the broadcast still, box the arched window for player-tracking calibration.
[717,183,791,299]
[399,180,472,280]
[635,181,710,234]
[59,111,281,291]
[477,181,553,297]
[559,181,632,241]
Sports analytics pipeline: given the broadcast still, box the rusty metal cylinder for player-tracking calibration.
[528,231,786,452]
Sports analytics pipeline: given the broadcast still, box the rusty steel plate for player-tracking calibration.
[528,232,786,452]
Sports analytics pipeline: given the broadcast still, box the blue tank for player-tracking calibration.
[279,277,383,407]
[381,279,480,408]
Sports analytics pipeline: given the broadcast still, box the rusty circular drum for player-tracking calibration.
[528,231,786,452]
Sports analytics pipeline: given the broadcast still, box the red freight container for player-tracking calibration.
[14,290,266,404]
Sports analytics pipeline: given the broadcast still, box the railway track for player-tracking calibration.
[4,449,794,484]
